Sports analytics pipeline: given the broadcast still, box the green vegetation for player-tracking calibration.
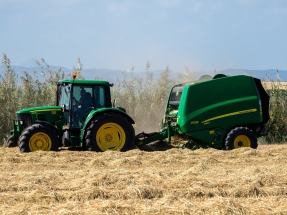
[262,76,287,143]
[0,54,285,146]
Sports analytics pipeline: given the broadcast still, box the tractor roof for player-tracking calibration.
[58,79,111,86]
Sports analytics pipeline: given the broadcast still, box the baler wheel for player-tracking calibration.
[225,127,257,150]
[6,135,17,148]
[85,112,135,152]
[18,124,58,153]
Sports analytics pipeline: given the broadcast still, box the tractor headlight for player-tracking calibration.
[20,120,23,125]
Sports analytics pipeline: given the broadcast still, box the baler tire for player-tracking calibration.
[18,124,58,153]
[6,135,17,148]
[85,112,135,152]
[225,127,257,150]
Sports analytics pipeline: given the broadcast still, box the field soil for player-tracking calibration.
[0,143,287,214]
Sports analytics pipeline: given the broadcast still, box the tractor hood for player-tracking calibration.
[16,106,62,114]
[15,106,63,128]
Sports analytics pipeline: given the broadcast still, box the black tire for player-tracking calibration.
[225,127,258,150]
[6,135,17,148]
[85,112,135,152]
[18,124,58,153]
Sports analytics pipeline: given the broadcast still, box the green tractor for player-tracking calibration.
[135,74,270,150]
[7,75,135,152]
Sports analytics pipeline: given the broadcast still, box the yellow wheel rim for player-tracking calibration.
[234,135,251,148]
[29,132,52,151]
[96,123,126,151]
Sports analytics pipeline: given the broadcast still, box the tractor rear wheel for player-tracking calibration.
[6,135,17,148]
[225,127,257,150]
[18,124,58,153]
[85,112,135,152]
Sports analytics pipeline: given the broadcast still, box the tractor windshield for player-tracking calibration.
[59,85,71,109]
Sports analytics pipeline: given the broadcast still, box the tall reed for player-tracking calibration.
[262,72,287,143]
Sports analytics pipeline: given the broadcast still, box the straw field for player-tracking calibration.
[0,143,286,214]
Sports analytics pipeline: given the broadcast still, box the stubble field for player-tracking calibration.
[0,143,286,215]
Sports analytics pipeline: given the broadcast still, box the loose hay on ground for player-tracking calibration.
[0,144,286,214]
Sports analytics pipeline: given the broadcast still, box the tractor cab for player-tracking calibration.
[57,80,112,128]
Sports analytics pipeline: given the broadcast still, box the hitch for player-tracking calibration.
[135,121,175,146]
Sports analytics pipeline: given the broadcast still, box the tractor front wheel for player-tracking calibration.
[225,127,257,150]
[85,112,135,152]
[6,135,17,148]
[18,124,58,153]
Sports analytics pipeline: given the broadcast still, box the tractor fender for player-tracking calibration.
[81,108,135,134]
[35,120,61,138]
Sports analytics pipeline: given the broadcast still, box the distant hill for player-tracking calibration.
[218,69,286,81]
[0,65,286,83]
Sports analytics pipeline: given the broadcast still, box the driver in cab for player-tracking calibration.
[74,89,92,108]
[73,89,92,127]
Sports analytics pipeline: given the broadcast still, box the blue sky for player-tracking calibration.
[0,0,286,72]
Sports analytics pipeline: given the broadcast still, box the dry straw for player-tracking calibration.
[0,144,286,214]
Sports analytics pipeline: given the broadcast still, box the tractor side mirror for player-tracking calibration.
[112,99,117,107]
[62,104,66,112]
[67,84,72,92]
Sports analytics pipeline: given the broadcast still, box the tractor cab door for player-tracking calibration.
[71,86,93,128]
[71,85,107,128]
